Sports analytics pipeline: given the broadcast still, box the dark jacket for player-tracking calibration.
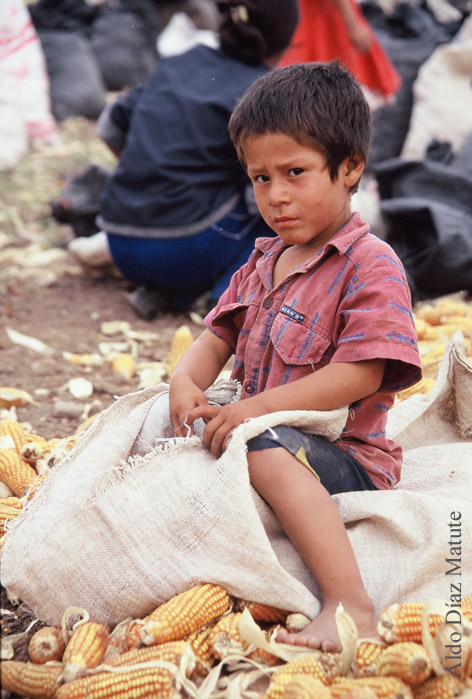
[96,45,268,238]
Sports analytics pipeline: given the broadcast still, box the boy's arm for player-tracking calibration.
[187,358,386,456]
[169,329,233,437]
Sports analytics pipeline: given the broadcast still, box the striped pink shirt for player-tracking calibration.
[205,213,422,489]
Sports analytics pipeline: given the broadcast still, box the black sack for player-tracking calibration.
[50,164,111,238]
[380,197,472,300]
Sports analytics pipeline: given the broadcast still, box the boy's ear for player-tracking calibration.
[343,155,365,188]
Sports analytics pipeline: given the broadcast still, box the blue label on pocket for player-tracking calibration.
[281,305,305,323]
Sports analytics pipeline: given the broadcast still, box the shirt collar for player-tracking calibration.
[255,212,370,276]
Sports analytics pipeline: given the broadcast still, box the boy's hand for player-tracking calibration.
[169,375,210,437]
[187,399,268,458]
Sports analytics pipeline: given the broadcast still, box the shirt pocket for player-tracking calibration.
[270,311,332,368]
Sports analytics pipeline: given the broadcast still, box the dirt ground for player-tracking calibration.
[0,117,205,442]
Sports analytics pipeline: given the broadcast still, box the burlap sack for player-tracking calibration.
[1,334,471,626]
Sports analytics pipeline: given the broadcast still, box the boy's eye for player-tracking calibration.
[253,174,269,183]
[289,167,304,176]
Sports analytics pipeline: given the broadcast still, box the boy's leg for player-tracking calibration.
[246,446,377,651]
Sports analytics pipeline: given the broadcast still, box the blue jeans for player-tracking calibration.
[107,196,273,310]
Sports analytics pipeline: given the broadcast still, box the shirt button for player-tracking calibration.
[245,381,255,394]
[263,298,273,309]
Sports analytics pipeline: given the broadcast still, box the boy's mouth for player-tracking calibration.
[274,216,297,228]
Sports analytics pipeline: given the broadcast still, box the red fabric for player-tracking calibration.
[279,0,401,99]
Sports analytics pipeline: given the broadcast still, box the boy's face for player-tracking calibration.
[243,132,364,255]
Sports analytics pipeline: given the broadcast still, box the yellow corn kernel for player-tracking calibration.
[0,448,38,497]
[237,600,288,624]
[271,653,333,686]
[105,639,192,674]
[140,583,230,646]
[276,675,332,699]
[0,660,63,699]
[377,603,444,644]
[55,666,173,699]
[168,325,193,378]
[412,674,463,699]
[207,611,249,659]
[377,642,432,686]
[28,626,65,664]
[0,419,29,453]
[330,676,414,698]
[352,640,386,677]
[63,620,110,682]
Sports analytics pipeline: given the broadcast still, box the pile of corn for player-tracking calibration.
[1,580,471,699]
[400,296,472,401]
[1,301,472,699]
[1,418,472,698]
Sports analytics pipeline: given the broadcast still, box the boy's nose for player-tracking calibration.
[268,180,289,206]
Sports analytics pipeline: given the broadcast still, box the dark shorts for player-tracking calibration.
[246,425,377,495]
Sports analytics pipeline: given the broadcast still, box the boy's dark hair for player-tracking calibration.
[217,0,299,66]
[229,61,372,191]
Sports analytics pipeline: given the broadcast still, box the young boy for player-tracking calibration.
[169,62,422,651]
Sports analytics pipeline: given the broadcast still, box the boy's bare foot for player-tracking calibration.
[276,601,377,653]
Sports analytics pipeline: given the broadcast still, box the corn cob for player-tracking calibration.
[0,447,38,496]
[111,353,136,381]
[140,583,230,646]
[248,641,284,668]
[330,676,414,698]
[398,377,436,401]
[207,611,249,659]
[334,688,378,699]
[127,618,146,650]
[0,495,22,508]
[274,675,331,699]
[0,660,63,699]
[102,619,134,661]
[55,666,173,699]
[0,419,29,453]
[28,625,65,663]
[168,325,194,378]
[186,626,216,676]
[412,674,463,699]
[20,441,46,467]
[378,598,472,646]
[63,620,110,681]
[377,603,445,644]
[105,639,192,674]
[285,613,311,633]
[0,496,23,531]
[270,653,333,686]
[352,640,386,677]
[236,600,288,624]
[377,642,432,685]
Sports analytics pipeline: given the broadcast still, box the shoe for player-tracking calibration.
[127,286,169,321]
[67,231,113,266]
